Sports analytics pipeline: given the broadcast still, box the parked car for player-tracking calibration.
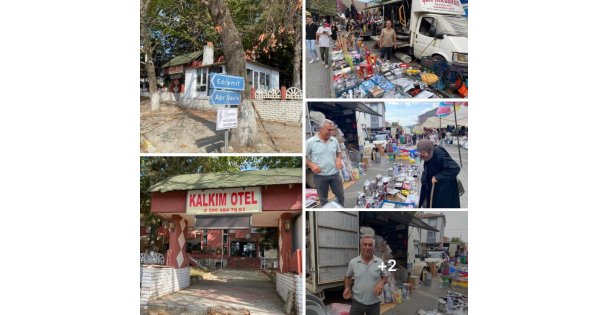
[372,134,390,146]
[424,250,448,272]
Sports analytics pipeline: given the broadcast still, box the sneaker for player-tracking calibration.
[324,64,329,68]
[309,59,315,64]
[316,57,321,61]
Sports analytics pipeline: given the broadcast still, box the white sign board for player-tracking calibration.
[216,108,238,130]
[419,0,465,15]
[186,187,262,215]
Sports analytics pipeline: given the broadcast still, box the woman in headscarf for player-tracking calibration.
[416,139,461,208]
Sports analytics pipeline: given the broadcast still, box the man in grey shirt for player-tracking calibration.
[343,235,388,315]
[305,119,345,206]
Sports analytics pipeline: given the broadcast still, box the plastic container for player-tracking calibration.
[424,277,432,286]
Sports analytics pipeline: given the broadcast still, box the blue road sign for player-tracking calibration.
[210,73,245,91]
[209,89,241,106]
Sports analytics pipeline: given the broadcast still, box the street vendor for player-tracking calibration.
[417,139,461,208]
[306,119,345,206]
[343,235,388,315]
[379,20,397,62]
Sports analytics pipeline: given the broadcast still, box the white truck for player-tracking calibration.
[364,0,468,65]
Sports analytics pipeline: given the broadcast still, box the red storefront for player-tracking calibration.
[148,168,303,275]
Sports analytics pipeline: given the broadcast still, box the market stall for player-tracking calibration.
[330,32,468,99]
[417,102,468,166]
[354,144,422,208]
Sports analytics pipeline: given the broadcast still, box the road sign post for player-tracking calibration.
[216,107,239,152]
[209,73,245,152]
[210,73,245,91]
[209,89,241,106]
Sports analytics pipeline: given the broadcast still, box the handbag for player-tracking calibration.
[457,178,465,196]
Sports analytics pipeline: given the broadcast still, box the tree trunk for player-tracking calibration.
[141,0,160,111]
[205,0,257,149]
[292,16,302,89]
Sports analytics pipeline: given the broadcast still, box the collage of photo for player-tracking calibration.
[140,1,468,314]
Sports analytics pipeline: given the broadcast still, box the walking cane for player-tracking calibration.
[429,182,436,208]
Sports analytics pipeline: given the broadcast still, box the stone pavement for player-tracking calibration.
[143,269,286,315]
[341,142,468,208]
[320,274,467,315]
[384,275,468,315]
[140,98,301,153]
[305,42,333,98]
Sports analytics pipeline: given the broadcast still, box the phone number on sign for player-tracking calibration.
[202,207,248,213]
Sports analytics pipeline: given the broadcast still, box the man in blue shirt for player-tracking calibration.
[305,119,344,206]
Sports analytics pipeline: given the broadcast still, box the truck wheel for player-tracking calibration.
[432,55,447,62]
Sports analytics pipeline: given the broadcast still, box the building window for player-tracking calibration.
[419,17,437,37]
[248,68,272,90]
[196,68,208,93]
[196,66,223,95]
[247,69,253,90]
[223,229,229,244]
[427,218,437,240]
[259,72,267,90]
[202,230,208,245]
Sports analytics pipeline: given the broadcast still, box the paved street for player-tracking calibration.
[384,276,468,315]
[342,142,468,208]
[305,43,333,98]
[320,275,467,315]
[144,269,285,315]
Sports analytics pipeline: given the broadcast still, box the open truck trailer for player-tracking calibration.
[305,211,439,300]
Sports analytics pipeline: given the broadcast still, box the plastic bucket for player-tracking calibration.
[424,277,432,286]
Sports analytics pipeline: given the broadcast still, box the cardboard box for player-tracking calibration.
[375,144,385,156]
[429,262,437,278]
[408,276,418,290]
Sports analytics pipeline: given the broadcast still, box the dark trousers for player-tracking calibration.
[313,173,344,206]
[349,299,380,315]
[319,46,329,65]
[380,46,393,61]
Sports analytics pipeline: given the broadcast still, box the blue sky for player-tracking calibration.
[384,102,440,127]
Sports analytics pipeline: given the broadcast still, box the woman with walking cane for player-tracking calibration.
[417,139,461,208]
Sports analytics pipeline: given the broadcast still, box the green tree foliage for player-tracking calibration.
[140,156,301,251]
[308,0,337,16]
[253,0,302,87]
[140,0,300,87]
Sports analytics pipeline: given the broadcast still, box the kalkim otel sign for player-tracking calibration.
[186,187,262,215]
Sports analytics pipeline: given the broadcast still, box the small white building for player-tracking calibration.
[410,213,446,250]
[367,102,386,131]
[162,46,280,100]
